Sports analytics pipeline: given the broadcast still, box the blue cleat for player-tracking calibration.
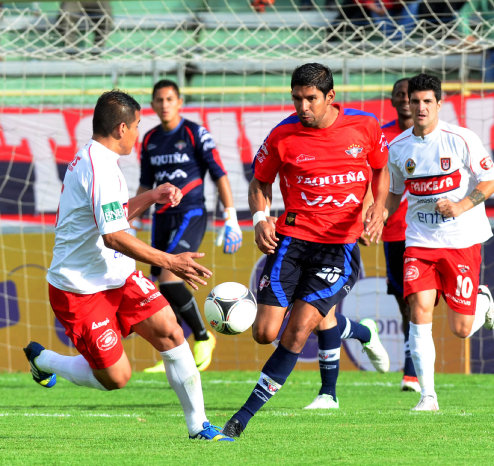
[189,422,234,442]
[23,341,57,388]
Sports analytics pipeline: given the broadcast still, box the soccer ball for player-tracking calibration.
[204,282,257,335]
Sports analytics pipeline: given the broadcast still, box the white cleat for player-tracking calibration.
[412,395,439,412]
[360,318,390,373]
[478,285,494,330]
[401,376,421,393]
[304,394,339,410]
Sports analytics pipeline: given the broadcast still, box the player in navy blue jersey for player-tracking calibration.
[137,80,242,373]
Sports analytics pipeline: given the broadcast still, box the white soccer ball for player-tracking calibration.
[204,282,257,335]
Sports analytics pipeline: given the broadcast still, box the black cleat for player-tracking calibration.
[223,417,244,438]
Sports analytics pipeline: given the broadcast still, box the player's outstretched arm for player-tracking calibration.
[103,230,211,289]
[127,183,182,220]
[248,177,278,254]
[435,180,494,218]
[215,175,242,254]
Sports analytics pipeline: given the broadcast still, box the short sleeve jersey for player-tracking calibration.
[388,120,494,249]
[140,118,227,215]
[381,119,407,242]
[253,104,388,243]
[47,140,135,294]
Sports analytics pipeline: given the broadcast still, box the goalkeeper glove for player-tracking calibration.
[215,207,242,254]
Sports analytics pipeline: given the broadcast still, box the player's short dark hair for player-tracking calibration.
[152,79,180,99]
[93,90,141,137]
[291,63,333,96]
[408,73,442,102]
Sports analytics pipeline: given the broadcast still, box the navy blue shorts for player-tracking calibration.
[150,208,207,277]
[257,234,360,316]
[383,240,405,297]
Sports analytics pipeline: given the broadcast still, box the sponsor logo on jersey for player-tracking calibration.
[102,201,125,222]
[417,211,454,224]
[150,152,190,165]
[301,191,360,208]
[285,212,297,225]
[440,157,451,171]
[296,170,367,187]
[296,154,315,163]
[404,257,417,263]
[139,291,161,307]
[480,156,494,170]
[178,239,191,249]
[405,169,460,196]
[444,292,471,307]
[147,143,157,150]
[96,329,118,351]
[316,266,342,284]
[256,143,268,163]
[259,274,270,290]
[343,285,351,294]
[174,140,187,150]
[345,144,363,158]
[404,265,419,281]
[405,158,415,174]
[92,318,110,330]
[155,168,187,182]
[458,264,470,273]
[67,155,81,172]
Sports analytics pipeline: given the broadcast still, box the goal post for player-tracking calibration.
[1,0,494,373]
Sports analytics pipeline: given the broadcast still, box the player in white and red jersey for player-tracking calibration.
[223,63,390,437]
[381,78,420,392]
[23,90,233,442]
[387,73,494,412]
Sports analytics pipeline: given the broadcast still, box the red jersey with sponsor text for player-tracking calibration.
[381,119,407,242]
[253,104,388,243]
[388,120,494,248]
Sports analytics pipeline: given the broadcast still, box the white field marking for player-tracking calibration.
[133,378,259,386]
[0,413,140,418]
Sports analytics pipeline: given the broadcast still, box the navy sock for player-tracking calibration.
[336,312,371,344]
[402,321,417,377]
[233,344,299,429]
[317,327,340,399]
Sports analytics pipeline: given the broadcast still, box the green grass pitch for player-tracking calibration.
[1,370,494,465]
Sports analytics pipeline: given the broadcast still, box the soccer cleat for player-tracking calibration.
[478,285,494,330]
[23,341,57,388]
[304,394,339,410]
[401,375,421,392]
[189,422,234,441]
[222,417,244,438]
[360,318,390,373]
[411,395,439,412]
[143,360,166,373]
[194,331,216,372]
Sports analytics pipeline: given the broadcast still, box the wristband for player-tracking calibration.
[253,211,267,227]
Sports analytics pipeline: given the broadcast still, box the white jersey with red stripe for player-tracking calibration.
[47,139,135,294]
[388,120,494,249]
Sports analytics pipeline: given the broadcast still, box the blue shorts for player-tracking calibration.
[383,240,405,297]
[257,234,360,316]
[150,208,207,277]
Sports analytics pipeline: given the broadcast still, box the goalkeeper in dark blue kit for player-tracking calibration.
[137,80,242,373]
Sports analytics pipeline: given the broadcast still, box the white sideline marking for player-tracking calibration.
[0,413,140,418]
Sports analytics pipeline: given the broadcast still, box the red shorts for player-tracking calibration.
[403,245,481,315]
[49,271,168,369]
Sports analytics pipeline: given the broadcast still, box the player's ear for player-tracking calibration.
[326,89,335,105]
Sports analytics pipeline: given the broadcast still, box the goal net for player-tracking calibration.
[1,0,493,374]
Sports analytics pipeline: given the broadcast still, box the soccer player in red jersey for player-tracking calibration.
[387,73,494,411]
[381,78,420,392]
[223,63,389,437]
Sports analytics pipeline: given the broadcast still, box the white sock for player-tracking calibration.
[409,322,436,398]
[161,341,207,436]
[36,350,107,391]
[467,291,490,337]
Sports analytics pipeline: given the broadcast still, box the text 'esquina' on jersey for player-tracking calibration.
[388,119,494,249]
[140,118,227,215]
[381,119,407,242]
[47,140,135,294]
[253,104,388,243]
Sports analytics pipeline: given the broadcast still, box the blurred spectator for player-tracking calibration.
[57,1,113,52]
[418,0,466,24]
[459,0,494,82]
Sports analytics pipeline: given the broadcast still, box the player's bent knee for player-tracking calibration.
[252,326,277,344]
